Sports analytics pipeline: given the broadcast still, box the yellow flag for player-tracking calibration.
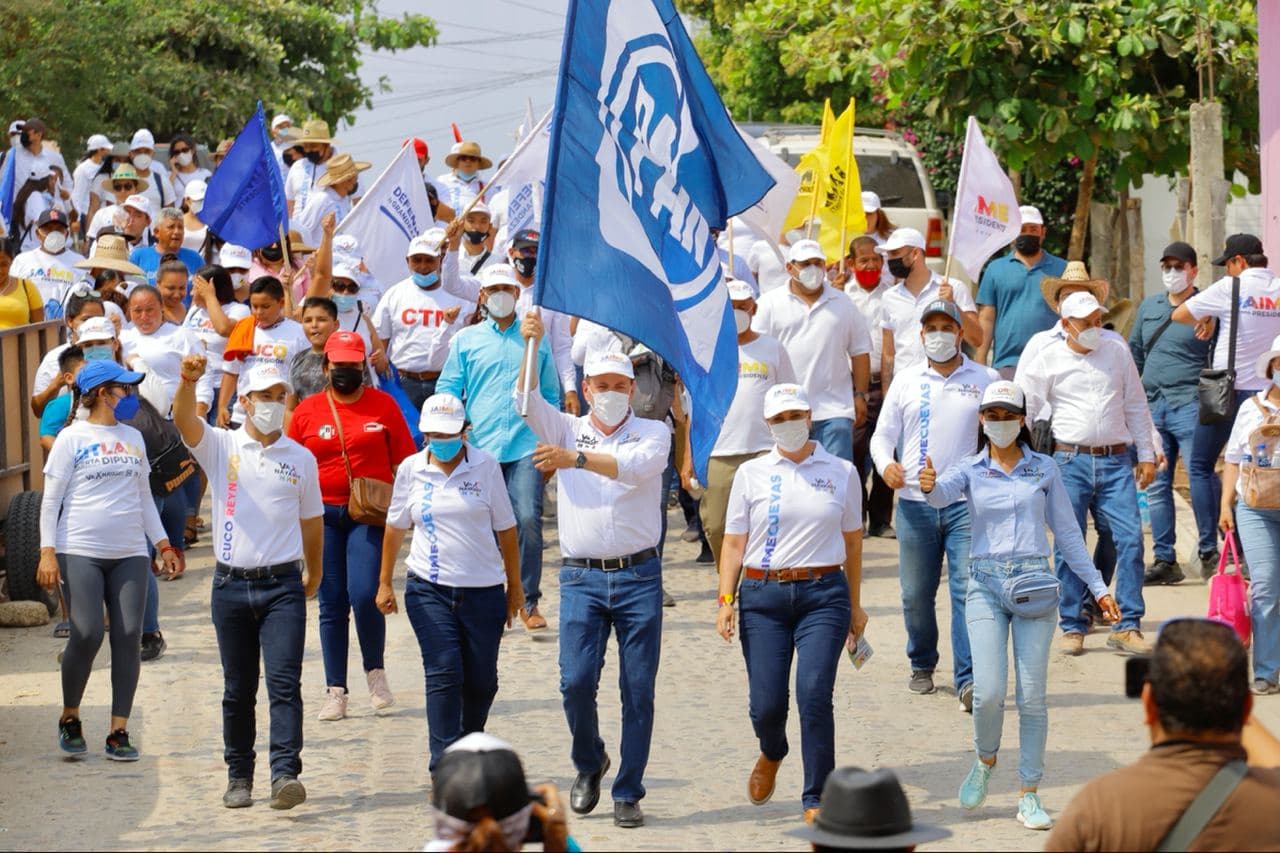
[821,98,836,143]
[781,99,866,260]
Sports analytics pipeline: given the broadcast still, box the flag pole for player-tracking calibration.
[838,99,854,275]
[726,216,735,277]
[279,223,297,315]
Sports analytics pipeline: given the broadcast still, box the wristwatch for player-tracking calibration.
[574,451,587,469]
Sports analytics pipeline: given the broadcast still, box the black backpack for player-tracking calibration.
[121,397,196,496]
[630,349,677,422]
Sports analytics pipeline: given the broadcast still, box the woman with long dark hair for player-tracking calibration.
[167,132,211,196]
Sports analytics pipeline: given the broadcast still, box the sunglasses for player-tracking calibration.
[332,282,360,294]
[172,147,191,156]
[1162,262,1188,272]
[512,247,537,258]
[456,155,480,163]
[113,182,137,191]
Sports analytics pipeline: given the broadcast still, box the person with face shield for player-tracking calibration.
[11,208,86,318]
[438,265,560,632]
[517,315,671,830]
[713,383,867,824]
[920,380,1119,831]
[871,299,997,704]
[172,358,324,810]
[753,239,871,463]
[1019,290,1157,657]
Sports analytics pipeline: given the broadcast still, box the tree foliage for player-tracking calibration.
[0,0,437,148]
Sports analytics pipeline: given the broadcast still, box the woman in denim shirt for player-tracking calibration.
[921,380,1120,832]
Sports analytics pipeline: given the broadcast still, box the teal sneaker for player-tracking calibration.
[959,759,994,810]
[1017,792,1053,830]
[105,729,140,762]
[58,716,87,756]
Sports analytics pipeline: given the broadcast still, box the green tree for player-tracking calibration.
[0,0,437,149]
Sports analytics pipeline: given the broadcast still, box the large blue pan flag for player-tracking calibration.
[535,0,775,481]
[199,102,288,251]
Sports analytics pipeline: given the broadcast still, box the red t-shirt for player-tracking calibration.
[288,388,418,505]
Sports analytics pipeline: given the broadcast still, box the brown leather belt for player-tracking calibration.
[397,368,441,381]
[743,565,841,583]
[1054,442,1129,457]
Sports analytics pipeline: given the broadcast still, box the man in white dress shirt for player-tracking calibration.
[1019,291,1157,657]
[518,314,670,831]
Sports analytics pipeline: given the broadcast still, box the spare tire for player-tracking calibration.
[5,491,56,616]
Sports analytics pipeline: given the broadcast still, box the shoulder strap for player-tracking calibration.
[1227,276,1240,374]
[1155,759,1247,852]
[1143,312,1177,360]
[324,390,356,487]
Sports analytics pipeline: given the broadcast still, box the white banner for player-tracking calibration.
[337,142,432,287]
[947,116,1022,281]
[735,125,800,244]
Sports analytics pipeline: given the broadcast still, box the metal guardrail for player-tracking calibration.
[0,319,64,516]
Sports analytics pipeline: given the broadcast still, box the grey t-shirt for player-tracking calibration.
[289,348,375,402]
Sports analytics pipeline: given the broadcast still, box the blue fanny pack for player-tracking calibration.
[977,567,1061,619]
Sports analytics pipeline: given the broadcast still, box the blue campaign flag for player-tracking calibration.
[536,0,775,481]
[199,102,288,250]
[0,148,16,229]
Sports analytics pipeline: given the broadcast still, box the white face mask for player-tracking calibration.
[175,151,194,167]
[229,271,246,289]
[132,153,152,171]
[1072,324,1102,351]
[796,265,826,292]
[41,230,67,254]
[983,419,1022,448]
[922,330,958,363]
[590,390,630,427]
[248,399,286,434]
[485,290,516,319]
[187,198,204,216]
[733,309,751,335]
[1162,268,1189,293]
[769,418,810,452]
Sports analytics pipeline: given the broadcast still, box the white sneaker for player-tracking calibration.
[367,668,394,710]
[317,686,348,721]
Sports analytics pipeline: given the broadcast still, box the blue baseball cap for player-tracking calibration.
[75,360,144,394]
[920,298,962,327]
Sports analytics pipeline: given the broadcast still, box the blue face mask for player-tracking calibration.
[429,436,464,461]
[412,271,439,289]
[456,170,478,182]
[83,344,113,361]
[112,390,140,420]
[333,294,358,313]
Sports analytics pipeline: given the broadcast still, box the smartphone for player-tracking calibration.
[847,635,874,670]
[524,788,547,844]
[1125,655,1151,698]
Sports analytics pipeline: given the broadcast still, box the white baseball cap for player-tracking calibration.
[76,316,117,343]
[861,191,882,213]
[406,231,443,257]
[219,243,252,270]
[875,227,926,255]
[129,128,155,150]
[332,263,361,284]
[787,239,825,264]
[468,201,491,217]
[122,194,153,219]
[271,114,292,130]
[243,363,292,394]
[1019,205,1044,226]
[726,279,756,302]
[28,161,52,181]
[480,264,520,290]
[585,351,636,379]
[1060,291,1102,320]
[183,179,207,202]
[980,380,1026,413]
[86,133,112,152]
[763,383,811,419]
[419,393,467,434]
[332,234,361,257]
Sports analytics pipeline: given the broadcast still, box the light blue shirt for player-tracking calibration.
[924,445,1107,599]
[437,318,560,463]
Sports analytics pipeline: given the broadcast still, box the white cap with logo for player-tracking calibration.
[585,351,636,379]
[786,239,825,264]
[980,380,1026,413]
[1019,205,1044,226]
[726,279,756,302]
[480,264,520,290]
[219,244,252,270]
[332,263,362,284]
[875,227,926,255]
[77,316,117,343]
[420,393,467,434]
[406,230,444,257]
[1059,291,1102,320]
[122,194,153,220]
[763,383,811,418]
[243,363,292,394]
[129,129,155,150]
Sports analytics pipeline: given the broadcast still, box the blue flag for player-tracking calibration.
[0,149,16,229]
[536,0,775,481]
[200,102,288,250]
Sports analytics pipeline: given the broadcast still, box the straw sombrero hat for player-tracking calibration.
[445,141,493,170]
[97,163,149,195]
[294,119,338,145]
[1040,260,1110,310]
[1104,298,1136,338]
[316,153,370,188]
[75,234,144,275]
[286,229,316,254]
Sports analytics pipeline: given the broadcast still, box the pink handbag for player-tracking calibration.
[1207,532,1251,648]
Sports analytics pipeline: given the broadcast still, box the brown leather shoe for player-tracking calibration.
[804,807,820,825]
[520,608,548,631]
[748,754,782,805]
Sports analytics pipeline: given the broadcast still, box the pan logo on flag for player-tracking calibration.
[594,14,720,318]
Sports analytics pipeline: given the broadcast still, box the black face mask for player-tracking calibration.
[349,180,359,196]
[887,256,913,280]
[260,245,283,263]
[1014,234,1042,256]
[304,150,323,165]
[463,230,487,246]
[329,366,364,394]
[512,256,536,279]
[282,150,298,168]
[19,130,30,147]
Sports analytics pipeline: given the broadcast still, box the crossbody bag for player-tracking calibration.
[1155,759,1247,851]
[325,390,392,526]
[1198,276,1239,424]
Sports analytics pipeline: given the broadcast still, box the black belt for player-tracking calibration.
[215,561,301,580]
[563,547,659,571]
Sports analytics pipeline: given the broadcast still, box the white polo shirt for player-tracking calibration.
[1183,268,1280,391]
[520,389,670,559]
[725,444,862,569]
[752,284,871,421]
[870,355,997,503]
[223,318,309,422]
[186,424,323,567]
[880,273,976,373]
[845,281,891,376]
[371,278,473,373]
[387,445,517,587]
[714,334,796,456]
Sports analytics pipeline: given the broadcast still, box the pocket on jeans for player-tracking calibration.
[212,573,231,590]
[559,567,587,586]
[630,561,662,581]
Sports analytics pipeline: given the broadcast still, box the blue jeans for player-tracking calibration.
[399,374,437,414]
[1236,503,1280,683]
[967,558,1057,787]
[558,556,663,803]
[739,570,851,809]
[1149,398,1214,560]
[1190,390,1252,557]
[404,575,506,770]
[810,417,854,462]
[210,568,307,782]
[144,491,189,635]
[1053,451,1146,633]
[319,504,386,690]
[501,455,544,612]
[895,498,973,688]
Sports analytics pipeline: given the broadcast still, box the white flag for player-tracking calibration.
[495,109,551,191]
[735,126,800,243]
[947,116,1022,281]
[336,142,432,288]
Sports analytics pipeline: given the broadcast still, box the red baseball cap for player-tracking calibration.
[324,331,366,363]
[406,137,428,160]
